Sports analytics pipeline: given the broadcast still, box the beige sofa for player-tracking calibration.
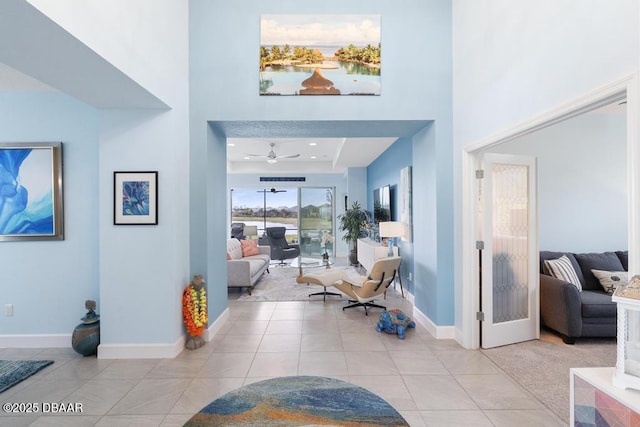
[226,238,270,295]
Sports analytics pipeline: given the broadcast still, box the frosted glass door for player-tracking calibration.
[481,154,539,348]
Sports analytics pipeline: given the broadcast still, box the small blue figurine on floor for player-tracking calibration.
[376,308,415,339]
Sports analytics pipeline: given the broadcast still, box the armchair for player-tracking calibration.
[230,222,245,240]
[333,256,402,315]
[265,227,300,266]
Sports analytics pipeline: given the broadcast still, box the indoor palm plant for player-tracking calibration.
[338,201,372,265]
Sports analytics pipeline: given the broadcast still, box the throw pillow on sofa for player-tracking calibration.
[591,269,627,295]
[544,255,582,291]
[241,239,260,257]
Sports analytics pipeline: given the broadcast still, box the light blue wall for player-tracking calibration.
[487,113,627,253]
[367,137,414,294]
[206,124,229,320]
[190,0,454,326]
[98,108,191,346]
[367,138,412,217]
[0,92,99,335]
[346,167,368,220]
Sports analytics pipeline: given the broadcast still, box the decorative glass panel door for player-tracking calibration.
[299,188,335,258]
[480,154,539,348]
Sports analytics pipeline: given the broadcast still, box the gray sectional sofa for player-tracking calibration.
[226,238,270,295]
[539,250,627,344]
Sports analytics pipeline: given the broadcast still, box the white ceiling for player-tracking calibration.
[226,136,398,173]
[0,1,167,109]
[0,62,56,92]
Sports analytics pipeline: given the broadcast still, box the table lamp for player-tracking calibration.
[244,225,258,240]
[379,221,403,256]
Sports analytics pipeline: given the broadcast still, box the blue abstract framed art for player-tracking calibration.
[113,171,158,225]
[0,142,64,241]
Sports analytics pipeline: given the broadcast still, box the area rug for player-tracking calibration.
[185,375,409,426]
[0,360,54,393]
[236,265,359,302]
[481,333,616,424]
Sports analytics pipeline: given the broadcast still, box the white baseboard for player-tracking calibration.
[98,335,185,359]
[98,307,230,359]
[455,327,468,348]
[404,289,415,304]
[0,334,71,348]
[202,307,229,342]
[412,307,456,340]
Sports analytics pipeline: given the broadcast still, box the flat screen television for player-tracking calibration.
[373,185,392,225]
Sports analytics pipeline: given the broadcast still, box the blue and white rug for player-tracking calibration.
[0,360,53,393]
[185,375,409,426]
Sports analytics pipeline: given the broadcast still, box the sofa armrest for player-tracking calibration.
[540,274,582,338]
[227,259,251,286]
[258,245,271,258]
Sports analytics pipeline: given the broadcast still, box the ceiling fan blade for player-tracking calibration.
[246,153,268,157]
[279,154,300,159]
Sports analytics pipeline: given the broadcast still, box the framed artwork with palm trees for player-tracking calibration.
[259,14,381,96]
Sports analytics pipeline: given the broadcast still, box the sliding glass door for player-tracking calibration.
[230,188,298,242]
[299,188,335,257]
[230,187,335,257]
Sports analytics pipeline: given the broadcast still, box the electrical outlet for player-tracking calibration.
[5,304,13,317]
[408,272,412,281]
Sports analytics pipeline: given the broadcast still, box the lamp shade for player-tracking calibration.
[379,221,403,238]
[244,225,258,236]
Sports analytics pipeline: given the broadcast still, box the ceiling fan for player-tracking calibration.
[246,142,300,164]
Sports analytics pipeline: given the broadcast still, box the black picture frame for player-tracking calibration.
[113,171,158,225]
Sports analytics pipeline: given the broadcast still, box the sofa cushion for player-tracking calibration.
[575,252,624,291]
[591,269,627,295]
[616,251,629,271]
[241,239,260,256]
[580,290,615,318]
[540,251,585,287]
[544,255,582,291]
[244,253,270,265]
[247,259,267,277]
[227,238,243,260]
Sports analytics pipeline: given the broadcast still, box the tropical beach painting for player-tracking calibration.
[260,14,381,96]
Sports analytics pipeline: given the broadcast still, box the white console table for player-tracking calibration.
[357,238,398,272]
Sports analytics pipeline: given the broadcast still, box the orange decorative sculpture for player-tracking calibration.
[182,274,207,350]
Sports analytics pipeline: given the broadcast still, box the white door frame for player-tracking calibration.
[460,73,640,349]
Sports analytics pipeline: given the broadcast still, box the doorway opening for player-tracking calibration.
[461,74,638,349]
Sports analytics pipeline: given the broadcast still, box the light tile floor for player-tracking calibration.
[0,277,566,426]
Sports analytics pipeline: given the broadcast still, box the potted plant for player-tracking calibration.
[338,201,372,265]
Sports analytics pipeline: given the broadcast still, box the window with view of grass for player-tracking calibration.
[230,187,335,258]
